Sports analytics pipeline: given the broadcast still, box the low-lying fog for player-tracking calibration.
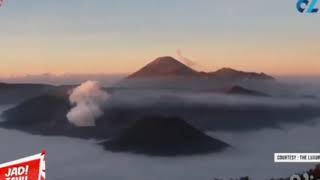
[1,78,319,179]
[0,106,319,180]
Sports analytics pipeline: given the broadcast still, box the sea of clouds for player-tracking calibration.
[0,104,319,180]
[1,78,320,180]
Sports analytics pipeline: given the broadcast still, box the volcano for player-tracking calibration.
[127,56,199,78]
[102,116,229,156]
[1,95,71,128]
[0,94,121,139]
[126,56,274,82]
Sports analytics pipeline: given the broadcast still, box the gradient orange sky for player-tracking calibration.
[0,0,319,77]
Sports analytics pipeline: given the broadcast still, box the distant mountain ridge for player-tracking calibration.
[211,67,274,80]
[127,56,275,81]
[0,82,75,105]
[0,83,55,105]
[224,85,271,97]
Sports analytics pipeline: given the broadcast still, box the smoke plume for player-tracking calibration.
[176,49,197,68]
[66,81,109,127]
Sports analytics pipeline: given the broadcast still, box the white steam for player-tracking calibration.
[66,81,109,127]
[176,49,198,68]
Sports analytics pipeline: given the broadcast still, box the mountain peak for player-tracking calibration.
[151,56,181,64]
[215,67,238,73]
[128,56,198,79]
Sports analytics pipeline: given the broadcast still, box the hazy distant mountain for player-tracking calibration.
[119,56,275,91]
[102,116,229,156]
[127,56,274,81]
[210,67,274,81]
[0,73,125,86]
[0,83,56,105]
[224,85,270,97]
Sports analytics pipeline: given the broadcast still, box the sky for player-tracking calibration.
[0,0,320,77]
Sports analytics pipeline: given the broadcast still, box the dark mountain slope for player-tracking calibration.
[2,95,69,126]
[0,83,56,105]
[224,85,270,97]
[0,95,121,139]
[102,116,229,156]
